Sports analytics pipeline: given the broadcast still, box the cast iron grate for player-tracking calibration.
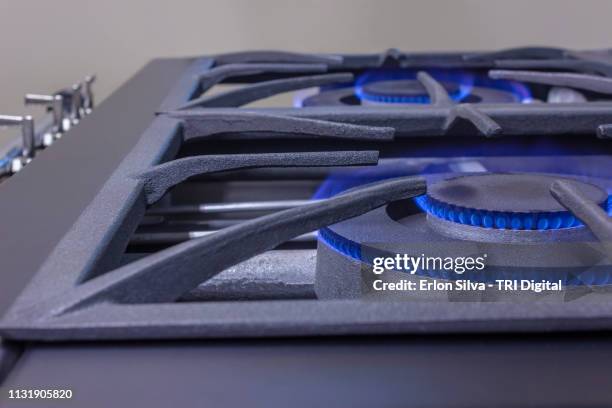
[2,47,612,342]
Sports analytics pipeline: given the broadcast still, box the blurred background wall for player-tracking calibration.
[0,0,611,115]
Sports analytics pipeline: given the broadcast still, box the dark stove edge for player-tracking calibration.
[0,57,196,381]
[0,340,22,386]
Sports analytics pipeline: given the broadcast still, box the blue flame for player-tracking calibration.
[354,68,531,104]
[293,68,533,107]
[415,194,604,231]
[315,162,612,233]
[315,164,612,286]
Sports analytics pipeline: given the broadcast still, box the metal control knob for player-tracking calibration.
[24,93,65,144]
[0,114,35,172]
[69,83,83,125]
[81,75,96,114]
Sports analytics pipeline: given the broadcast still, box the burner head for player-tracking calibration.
[315,171,612,299]
[299,72,531,107]
[422,174,608,230]
[359,79,461,104]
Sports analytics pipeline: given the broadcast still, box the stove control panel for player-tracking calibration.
[0,75,96,179]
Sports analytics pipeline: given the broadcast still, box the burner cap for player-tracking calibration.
[359,79,460,104]
[422,173,608,230]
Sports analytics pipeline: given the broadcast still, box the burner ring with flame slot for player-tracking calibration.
[299,79,529,107]
[297,68,533,107]
[358,79,461,104]
[421,174,608,230]
[314,173,612,300]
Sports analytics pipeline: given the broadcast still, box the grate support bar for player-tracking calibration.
[22,176,426,317]
[136,150,380,205]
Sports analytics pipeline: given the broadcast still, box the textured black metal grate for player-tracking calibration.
[2,47,612,344]
[180,73,354,109]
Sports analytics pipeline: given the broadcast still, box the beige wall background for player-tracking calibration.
[0,0,611,117]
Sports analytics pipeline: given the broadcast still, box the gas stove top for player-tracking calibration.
[3,47,612,406]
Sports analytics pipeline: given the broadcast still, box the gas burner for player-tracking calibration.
[315,172,612,298]
[421,173,608,230]
[298,69,531,107]
[358,79,461,104]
